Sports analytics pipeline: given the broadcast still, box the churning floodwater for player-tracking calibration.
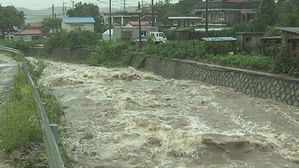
[35,58,299,168]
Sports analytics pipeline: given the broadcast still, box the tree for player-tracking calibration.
[175,0,202,14]
[155,0,176,25]
[41,18,62,36]
[278,0,299,27]
[0,6,25,36]
[252,0,277,32]
[66,2,104,32]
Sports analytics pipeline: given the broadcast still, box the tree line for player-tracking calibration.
[0,5,24,36]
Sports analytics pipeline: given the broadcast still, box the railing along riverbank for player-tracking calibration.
[0,47,64,168]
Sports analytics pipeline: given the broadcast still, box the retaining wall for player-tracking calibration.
[130,52,299,107]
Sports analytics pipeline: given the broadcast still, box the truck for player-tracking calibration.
[103,26,167,44]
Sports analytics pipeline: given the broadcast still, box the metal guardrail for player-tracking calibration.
[0,47,65,168]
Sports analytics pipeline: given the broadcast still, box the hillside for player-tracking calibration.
[18,6,137,24]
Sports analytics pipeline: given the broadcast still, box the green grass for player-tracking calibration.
[0,68,42,152]
[0,58,66,167]
[141,41,274,71]
[206,54,275,70]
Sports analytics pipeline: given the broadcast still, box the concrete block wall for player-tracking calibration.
[130,53,299,107]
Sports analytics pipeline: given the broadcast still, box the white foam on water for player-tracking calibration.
[37,58,299,168]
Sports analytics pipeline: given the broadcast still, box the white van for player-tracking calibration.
[149,32,168,44]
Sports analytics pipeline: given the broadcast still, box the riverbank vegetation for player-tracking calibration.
[44,30,100,51]
[88,41,134,66]
[0,55,66,167]
[141,41,275,71]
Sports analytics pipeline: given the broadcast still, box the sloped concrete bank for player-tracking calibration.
[130,52,299,107]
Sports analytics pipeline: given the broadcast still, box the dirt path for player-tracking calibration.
[0,53,17,168]
[38,59,299,168]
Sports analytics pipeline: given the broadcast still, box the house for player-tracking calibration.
[14,29,42,41]
[168,14,202,27]
[276,27,299,61]
[61,17,95,32]
[125,21,150,27]
[236,32,264,52]
[195,0,261,27]
[103,12,158,26]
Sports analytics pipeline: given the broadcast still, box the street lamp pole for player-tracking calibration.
[205,0,208,37]
[109,0,112,42]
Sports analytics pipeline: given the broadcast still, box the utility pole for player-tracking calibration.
[52,4,54,19]
[62,2,66,17]
[55,13,57,33]
[138,2,142,46]
[124,0,126,12]
[151,0,154,26]
[205,0,208,37]
[72,1,74,9]
[109,0,112,42]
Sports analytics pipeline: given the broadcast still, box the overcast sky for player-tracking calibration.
[0,0,179,10]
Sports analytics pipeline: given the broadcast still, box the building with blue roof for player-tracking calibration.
[62,17,95,32]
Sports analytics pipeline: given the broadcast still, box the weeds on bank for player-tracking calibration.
[88,41,134,67]
[204,54,275,70]
[0,58,67,167]
[0,68,42,152]
[141,41,275,71]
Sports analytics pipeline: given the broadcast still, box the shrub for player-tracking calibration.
[273,48,299,76]
[4,40,30,52]
[206,53,275,70]
[203,41,235,56]
[142,40,235,59]
[44,30,100,52]
[88,41,134,66]
[231,22,251,34]
[44,31,68,51]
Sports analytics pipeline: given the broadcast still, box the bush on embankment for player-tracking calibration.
[44,30,100,52]
[206,53,275,70]
[141,41,275,71]
[4,40,30,52]
[142,40,235,58]
[88,41,134,66]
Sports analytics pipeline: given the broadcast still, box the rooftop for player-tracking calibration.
[28,22,43,28]
[14,29,42,35]
[276,27,299,34]
[62,17,95,24]
[201,37,236,41]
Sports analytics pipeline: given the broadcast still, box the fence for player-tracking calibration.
[0,47,65,168]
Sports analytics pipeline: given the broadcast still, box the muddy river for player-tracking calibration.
[36,59,299,168]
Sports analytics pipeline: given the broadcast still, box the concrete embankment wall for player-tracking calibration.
[130,52,299,107]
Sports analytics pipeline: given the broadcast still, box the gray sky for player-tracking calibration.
[0,0,179,10]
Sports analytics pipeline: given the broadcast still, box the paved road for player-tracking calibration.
[38,59,299,168]
[0,53,17,168]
